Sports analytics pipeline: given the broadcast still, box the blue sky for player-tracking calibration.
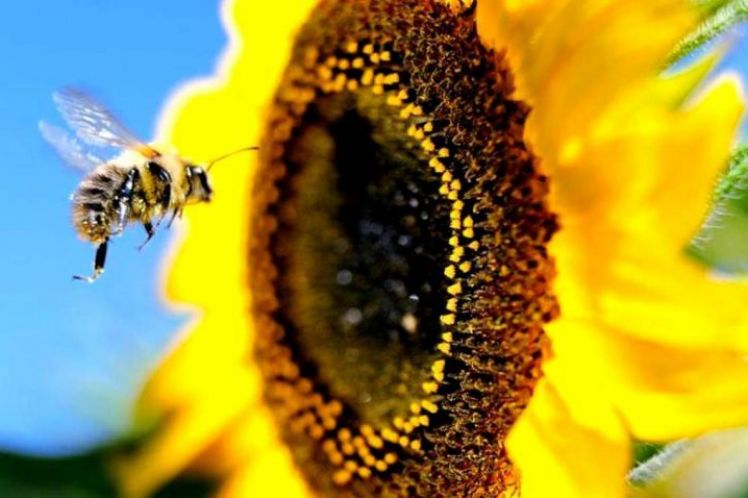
[0,2,747,458]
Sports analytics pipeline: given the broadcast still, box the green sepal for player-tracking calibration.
[688,144,748,273]
[670,0,748,63]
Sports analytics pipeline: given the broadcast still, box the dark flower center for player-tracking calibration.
[249,1,558,496]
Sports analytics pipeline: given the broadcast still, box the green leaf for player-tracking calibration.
[628,428,748,498]
[0,451,115,498]
[670,0,748,63]
[688,144,748,273]
[0,448,215,498]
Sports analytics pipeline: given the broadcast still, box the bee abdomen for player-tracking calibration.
[71,166,125,243]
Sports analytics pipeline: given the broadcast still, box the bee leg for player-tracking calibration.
[167,208,183,228]
[74,239,108,283]
[112,168,138,235]
[137,222,155,251]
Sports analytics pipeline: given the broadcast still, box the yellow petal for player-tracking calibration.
[551,76,748,351]
[480,0,696,162]
[113,315,256,498]
[507,374,629,498]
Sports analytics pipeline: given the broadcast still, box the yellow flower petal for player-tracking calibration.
[551,77,747,352]
[507,375,629,498]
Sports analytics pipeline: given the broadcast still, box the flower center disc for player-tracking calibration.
[249,1,558,496]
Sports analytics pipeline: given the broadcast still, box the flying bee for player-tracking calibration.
[40,88,257,283]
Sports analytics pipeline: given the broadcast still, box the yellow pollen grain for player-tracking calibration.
[459,261,472,273]
[433,359,445,373]
[423,122,434,132]
[372,84,385,95]
[333,470,352,486]
[341,443,355,455]
[409,415,422,427]
[444,265,456,279]
[462,227,475,238]
[362,454,377,467]
[384,453,398,464]
[322,439,337,453]
[468,240,480,251]
[360,424,374,437]
[329,400,343,416]
[421,400,439,414]
[450,218,462,230]
[333,73,347,92]
[448,282,462,296]
[422,381,438,393]
[362,68,374,86]
[309,424,325,440]
[367,435,384,449]
[380,51,392,62]
[463,216,474,227]
[352,436,366,449]
[421,138,436,152]
[384,73,399,85]
[438,148,450,158]
[410,439,422,451]
[382,428,399,443]
[393,417,405,429]
[358,467,373,479]
[337,59,350,70]
[429,157,446,173]
[442,332,453,342]
[397,89,409,100]
[403,422,414,433]
[411,105,423,116]
[448,190,459,201]
[419,415,430,426]
[440,314,456,325]
[398,436,410,447]
[329,451,344,466]
[346,80,359,92]
[370,53,380,64]
[352,57,364,69]
[446,297,458,312]
[449,236,459,247]
[345,41,358,53]
[338,428,352,442]
[437,342,451,354]
[363,43,374,55]
[410,402,422,414]
[407,124,418,137]
[375,460,388,472]
[450,179,461,191]
[386,95,402,106]
[441,171,453,183]
[439,184,451,196]
[344,460,358,472]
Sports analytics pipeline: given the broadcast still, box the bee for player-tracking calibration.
[40,88,257,282]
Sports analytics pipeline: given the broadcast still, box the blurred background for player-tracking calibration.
[0,0,747,496]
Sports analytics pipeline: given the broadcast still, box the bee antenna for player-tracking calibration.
[206,146,259,171]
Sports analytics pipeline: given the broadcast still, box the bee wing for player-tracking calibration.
[52,88,159,158]
[39,120,104,172]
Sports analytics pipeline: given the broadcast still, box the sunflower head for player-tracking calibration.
[245,1,558,495]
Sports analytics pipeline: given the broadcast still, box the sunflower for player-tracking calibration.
[114,0,748,497]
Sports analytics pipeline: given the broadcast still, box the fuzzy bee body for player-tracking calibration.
[40,88,233,282]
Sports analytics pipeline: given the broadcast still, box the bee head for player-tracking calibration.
[186,165,213,203]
